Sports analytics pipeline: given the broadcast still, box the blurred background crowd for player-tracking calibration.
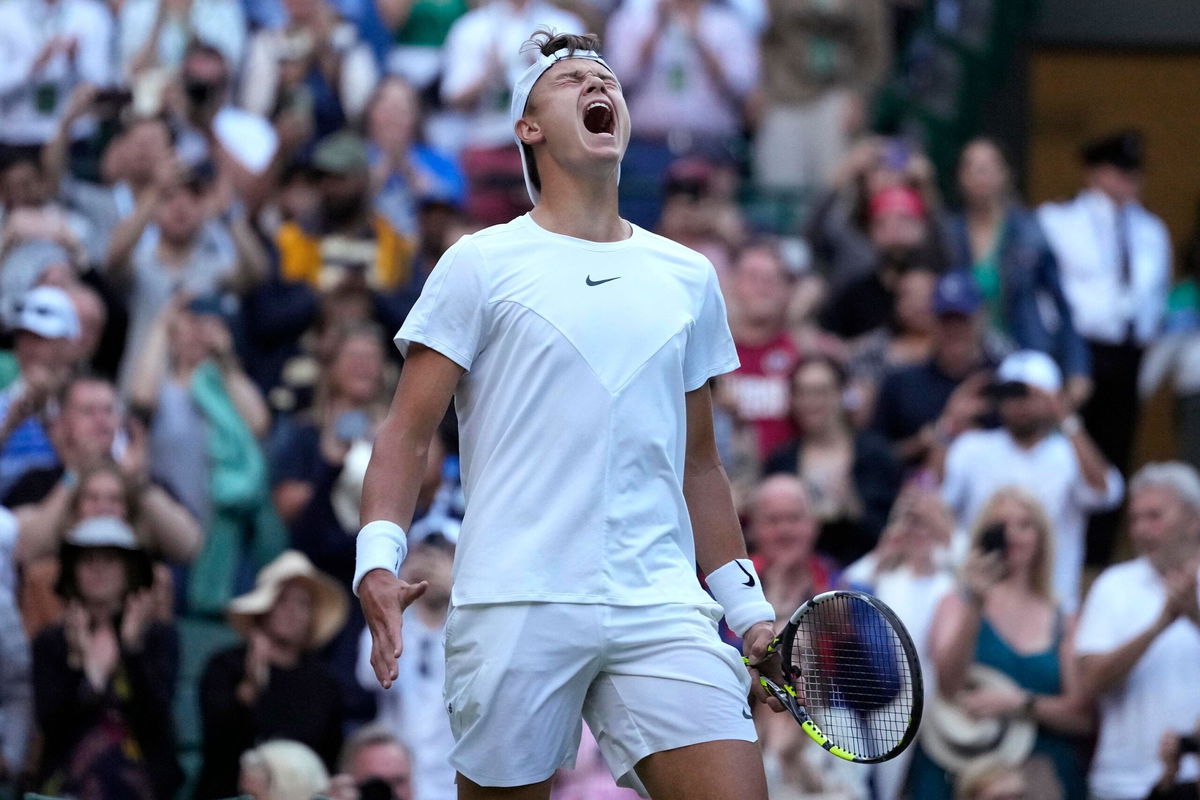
[0,0,1199,799]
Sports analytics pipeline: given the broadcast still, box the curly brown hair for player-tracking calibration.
[522,28,602,59]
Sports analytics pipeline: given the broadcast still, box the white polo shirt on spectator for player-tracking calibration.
[1075,557,1200,800]
[395,214,739,608]
[941,428,1123,610]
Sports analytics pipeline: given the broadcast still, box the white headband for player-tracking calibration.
[510,46,620,205]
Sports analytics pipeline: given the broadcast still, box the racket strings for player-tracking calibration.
[788,595,915,760]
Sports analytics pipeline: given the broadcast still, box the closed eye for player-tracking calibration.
[556,68,620,89]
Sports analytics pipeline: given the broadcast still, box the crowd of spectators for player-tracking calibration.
[0,0,1197,800]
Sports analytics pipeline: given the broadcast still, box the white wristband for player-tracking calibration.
[353,520,408,597]
[705,558,775,637]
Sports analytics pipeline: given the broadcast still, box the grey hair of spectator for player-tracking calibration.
[1130,462,1200,514]
[240,739,329,800]
[337,721,410,774]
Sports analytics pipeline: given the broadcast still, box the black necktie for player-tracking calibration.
[1117,206,1136,344]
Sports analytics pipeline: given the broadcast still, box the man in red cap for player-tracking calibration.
[821,185,935,340]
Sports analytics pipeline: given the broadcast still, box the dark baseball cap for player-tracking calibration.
[1081,130,1144,172]
[933,270,983,317]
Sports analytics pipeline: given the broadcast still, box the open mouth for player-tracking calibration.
[583,101,615,135]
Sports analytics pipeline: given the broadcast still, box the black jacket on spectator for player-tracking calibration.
[32,621,181,800]
[270,419,354,587]
[241,275,319,400]
[820,271,895,340]
[194,644,343,800]
[2,464,64,507]
[763,431,902,565]
[870,356,998,466]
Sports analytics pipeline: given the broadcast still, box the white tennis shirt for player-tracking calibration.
[396,214,740,607]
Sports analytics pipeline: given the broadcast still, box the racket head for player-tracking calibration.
[777,590,924,763]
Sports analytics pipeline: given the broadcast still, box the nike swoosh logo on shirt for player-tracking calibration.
[586,275,620,286]
[736,562,756,588]
[742,708,753,719]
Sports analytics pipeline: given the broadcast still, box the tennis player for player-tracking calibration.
[355,29,782,800]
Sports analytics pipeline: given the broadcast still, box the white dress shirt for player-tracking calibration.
[1038,189,1171,347]
[0,0,115,145]
[942,428,1124,611]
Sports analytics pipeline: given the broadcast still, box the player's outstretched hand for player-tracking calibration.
[743,620,789,713]
[359,569,428,689]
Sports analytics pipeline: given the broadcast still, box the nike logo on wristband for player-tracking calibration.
[736,562,756,588]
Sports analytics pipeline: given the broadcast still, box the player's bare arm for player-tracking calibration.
[682,384,785,710]
[357,343,463,689]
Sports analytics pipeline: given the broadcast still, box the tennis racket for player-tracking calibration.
[749,590,924,764]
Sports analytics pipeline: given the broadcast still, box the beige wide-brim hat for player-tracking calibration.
[921,664,1038,774]
[227,550,349,650]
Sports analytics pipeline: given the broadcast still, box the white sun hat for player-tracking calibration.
[921,664,1038,774]
[509,40,621,205]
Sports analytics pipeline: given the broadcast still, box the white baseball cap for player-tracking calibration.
[12,285,80,340]
[995,349,1062,394]
[509,42,621,205]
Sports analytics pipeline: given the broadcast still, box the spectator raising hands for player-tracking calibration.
[32,517,181,800]
[130,294,284,615]
[241,0,379,140]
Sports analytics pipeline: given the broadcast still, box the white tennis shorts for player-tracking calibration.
[442,602,757,795]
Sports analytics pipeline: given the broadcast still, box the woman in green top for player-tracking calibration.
[379,0,469,89]
[947,138,1092,408]
[909,487,1094,799]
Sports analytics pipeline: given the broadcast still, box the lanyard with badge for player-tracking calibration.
[31,0,74,116]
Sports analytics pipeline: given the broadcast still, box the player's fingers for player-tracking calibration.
[752,671,786,713]
[401,580,429,608]
[370,635,394,689]
[367,602,402,685]
[744,659,786,713]
[386,607,404,663]
[367,617,396,688]
[745,632,772,663]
